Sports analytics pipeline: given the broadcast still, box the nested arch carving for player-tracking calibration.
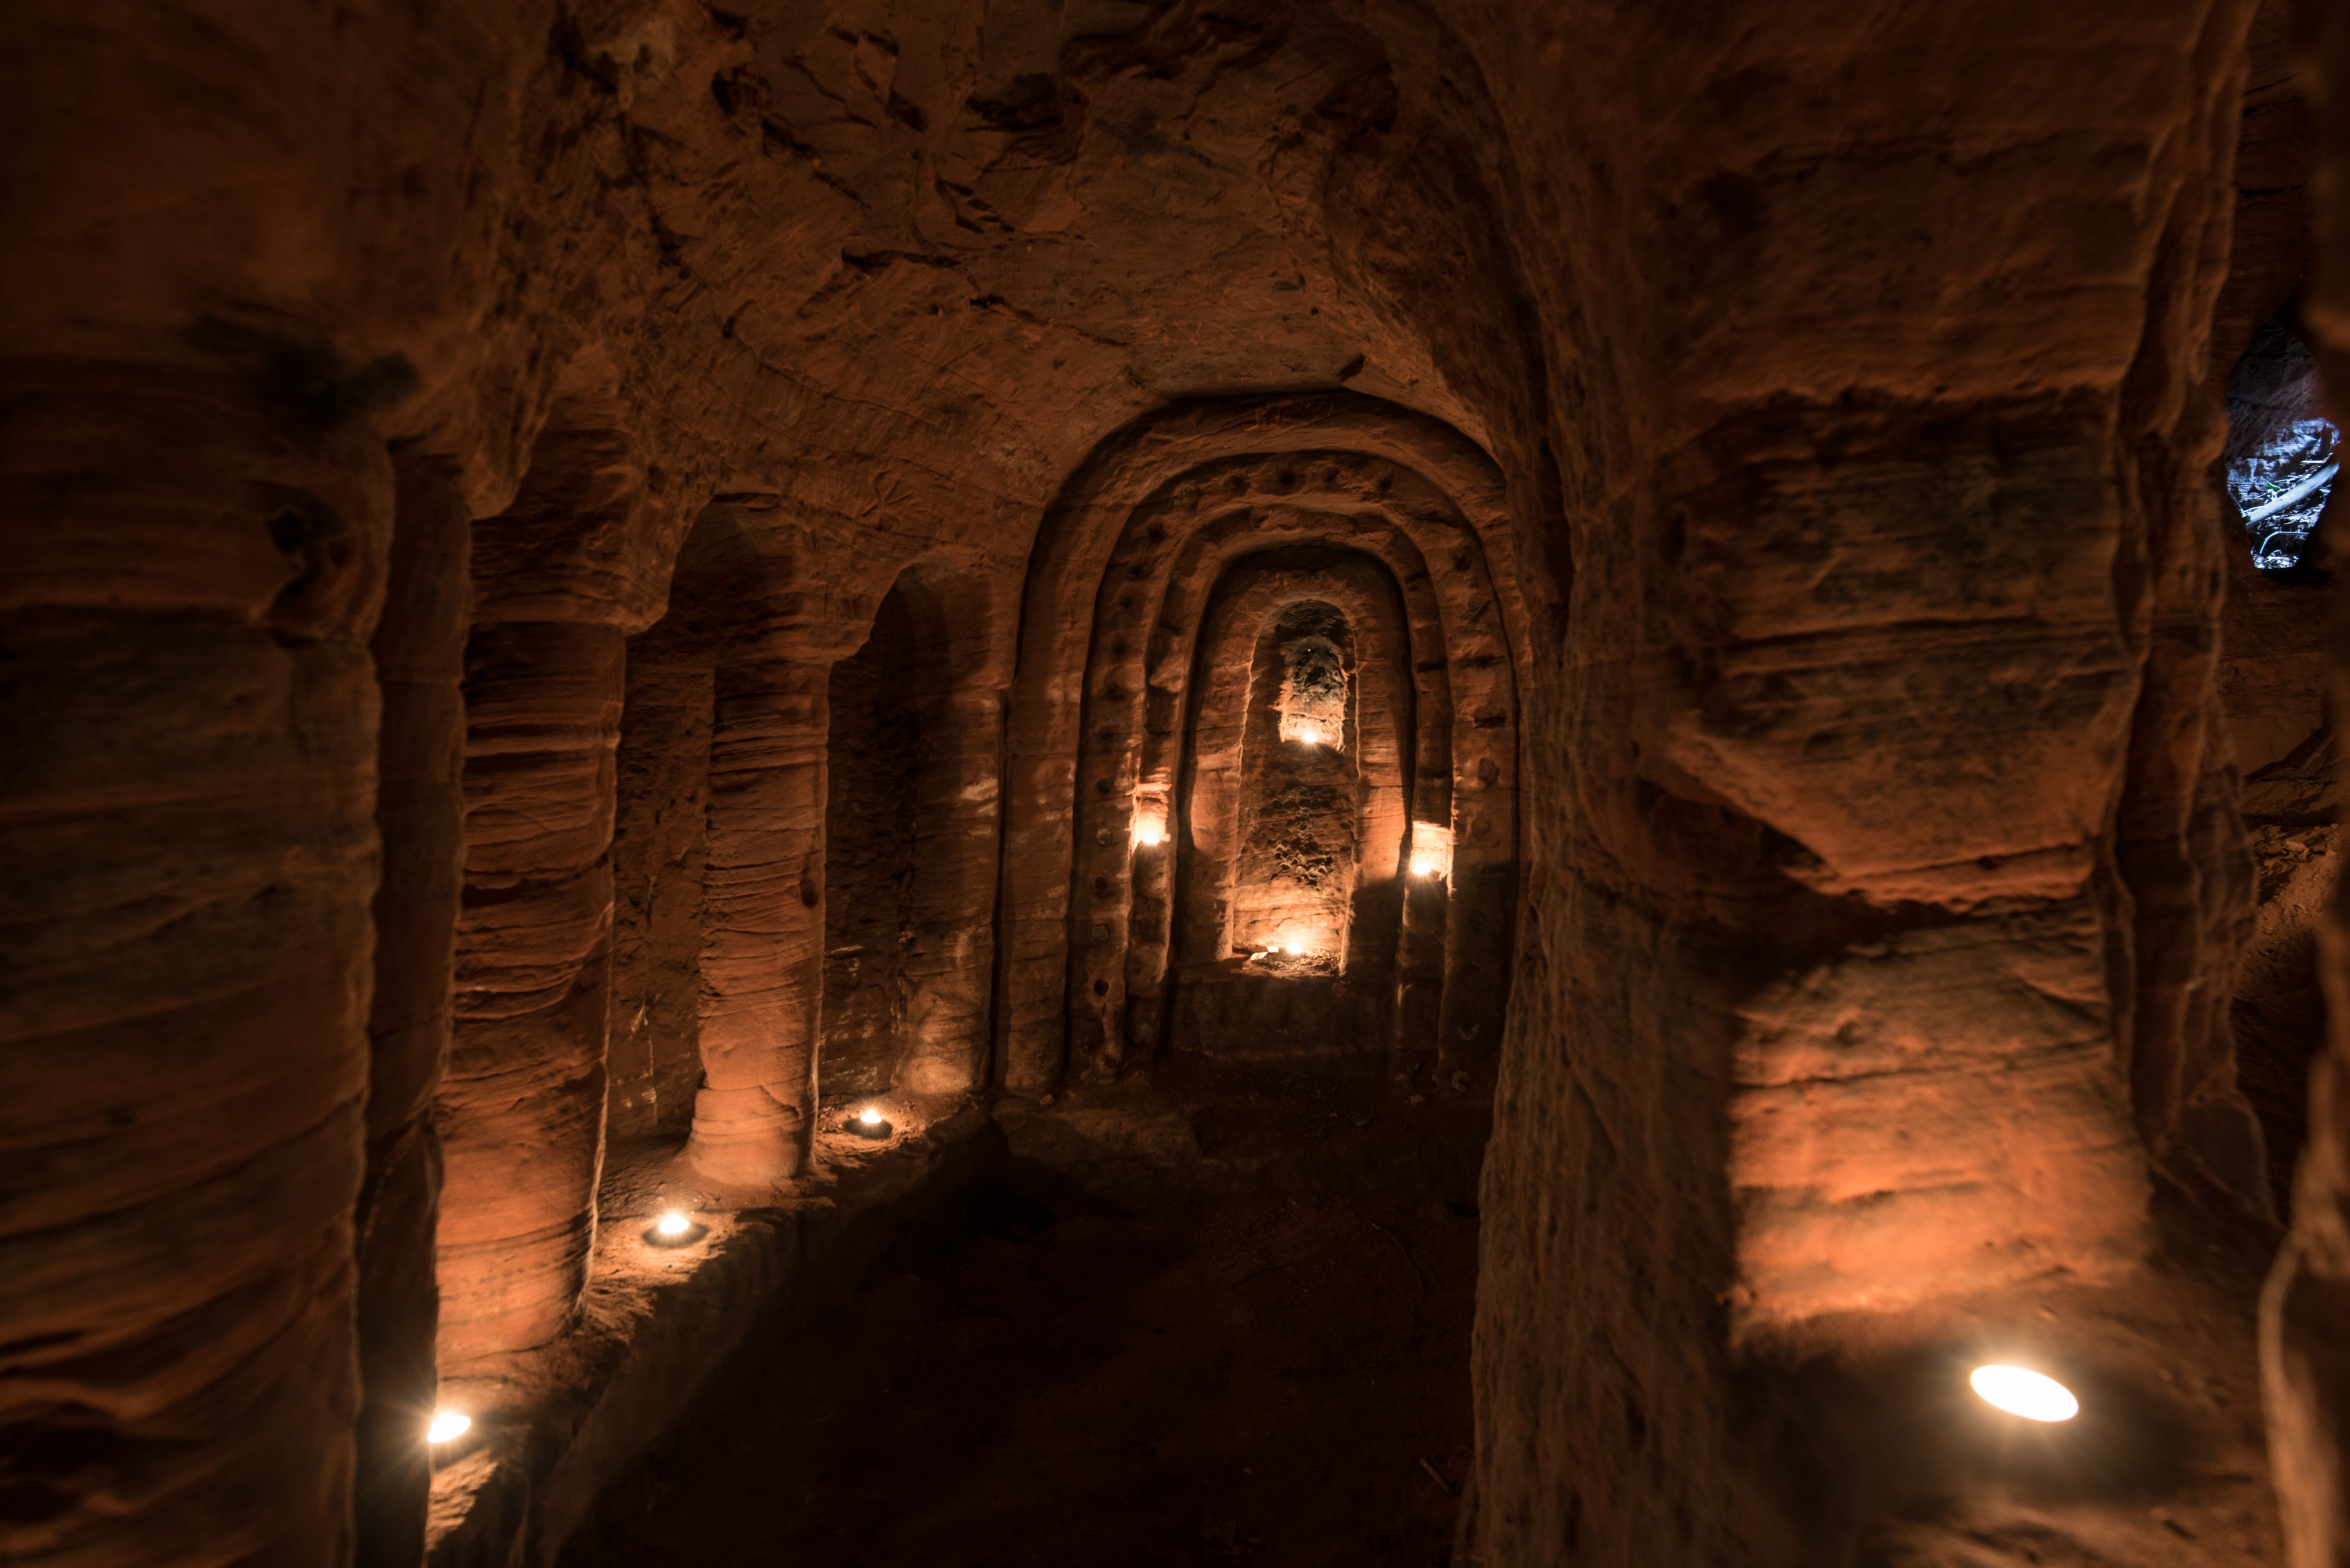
[1156,554,1419,1061]
[1000,395,1526,1089]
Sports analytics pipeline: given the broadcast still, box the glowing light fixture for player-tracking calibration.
[1132,792,1170,848]
[851,1104,893,1139]
[1410,821,1454,881]
[1970,1365,2078,1422]
[643,1206,706,1247]
[428,1410,471,1444]
[655,1210,690,1237]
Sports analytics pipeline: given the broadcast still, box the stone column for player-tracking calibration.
[688,648,831,1183]
[898,677,1006,1095]
[434,425,651,1367]
[353,452,471,1562]
[436,620,624,1362]
[608,650,716,1140]
[0,364,390,1566]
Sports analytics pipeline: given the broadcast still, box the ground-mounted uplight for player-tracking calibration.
[1247,928,1340,969]
[1970,1364,2079,1422]
[427,1410,471,1445]
[851,1105,893,1139]
[642,1208,707,1247]
[1132,797,1168,848]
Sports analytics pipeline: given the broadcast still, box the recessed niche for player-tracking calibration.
[1170,551,1417,1057]
[1235,603,1360,965]
[1276,628,1349,749]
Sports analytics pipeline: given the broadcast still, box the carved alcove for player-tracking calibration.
[821,554,1010,1104]
[1166,550,1421,1058]
[1001,395,1527,1085]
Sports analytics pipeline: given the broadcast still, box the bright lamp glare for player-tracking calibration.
[655,1210,690,1236]
[1134,824,1165,846]
[428,1410,471,1444]
[1411,858,1441,877]
[1970,1365,2078,1422]
[858,1106,884,1126]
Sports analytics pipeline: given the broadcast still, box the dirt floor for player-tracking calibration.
[590,1069,1483,1568]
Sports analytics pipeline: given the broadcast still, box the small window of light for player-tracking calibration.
[428,1410,471,1444]
[1276,634,1347,748]
[1410,822,1454,880]
[1970,1365,2078,1422]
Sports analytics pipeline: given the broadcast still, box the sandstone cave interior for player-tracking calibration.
[11,3,2350,1567]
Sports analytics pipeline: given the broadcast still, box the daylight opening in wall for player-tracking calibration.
[1276,634,1348,748]
[2225,310,2339,573]
[1410,822,1454,880]
[2235,418,2337,569]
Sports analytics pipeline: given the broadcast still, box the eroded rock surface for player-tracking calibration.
[3,0,2347,1565]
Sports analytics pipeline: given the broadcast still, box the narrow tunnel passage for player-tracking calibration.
[14,8,2350,1565]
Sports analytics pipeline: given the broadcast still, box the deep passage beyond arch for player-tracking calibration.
[996,393,1528,1092]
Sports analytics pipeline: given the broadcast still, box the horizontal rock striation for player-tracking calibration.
[3,0,2339,1561]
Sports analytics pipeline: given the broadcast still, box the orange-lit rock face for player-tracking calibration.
[822,567,1006,1099]
[1023,411,1525,1085]
[2263,5,2350,1565]
[1172,561,1423,1057]
[1231,605,1364,966]
[5,0,2345,1563]
[0,369,392,1567]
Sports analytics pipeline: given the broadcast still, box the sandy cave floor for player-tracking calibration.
[590,1136,1478,1567]
[567,1061,2292,1568]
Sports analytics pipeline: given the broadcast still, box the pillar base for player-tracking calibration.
[683,1085,806,1186]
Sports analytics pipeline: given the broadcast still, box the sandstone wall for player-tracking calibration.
[1379,1,2276,1558]
[2263,1,2350,1561]
[2,0,2336,1563]
[355,454,472,1565]
[821,587,933,1097]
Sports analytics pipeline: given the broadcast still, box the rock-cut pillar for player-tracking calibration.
[0,364,389,1565]
[433,424,653,1366]
[353,452,470,1561]
[688,650,829,1183]
[435,620,624,1361]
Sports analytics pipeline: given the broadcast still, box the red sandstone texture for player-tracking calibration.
[1,0,2345,1564]
[2264,2,2350,1563]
